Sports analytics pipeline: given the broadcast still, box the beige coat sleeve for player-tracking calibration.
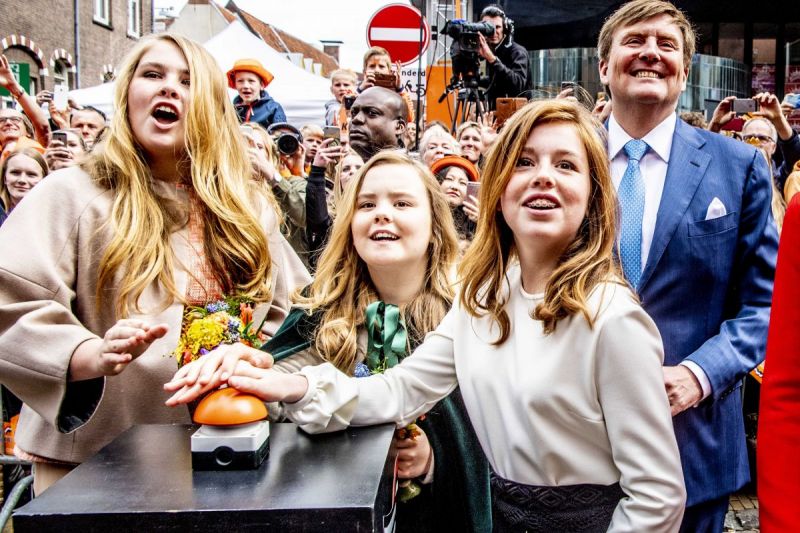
[0,170,109,430]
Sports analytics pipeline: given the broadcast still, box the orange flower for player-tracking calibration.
[240,303,254,327]
[181,349,193,367]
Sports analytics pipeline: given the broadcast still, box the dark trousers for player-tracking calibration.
[679,495,729,533]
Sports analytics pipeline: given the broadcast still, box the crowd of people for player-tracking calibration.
[1,0,799,531]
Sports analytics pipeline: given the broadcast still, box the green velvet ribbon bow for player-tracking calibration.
[365,301,408,372]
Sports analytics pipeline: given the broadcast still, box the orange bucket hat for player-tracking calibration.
[430,155,480,182]
[226,58,275,89]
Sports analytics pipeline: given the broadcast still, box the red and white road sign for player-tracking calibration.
[366,4,430,66]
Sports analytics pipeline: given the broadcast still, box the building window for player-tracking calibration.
[94,0,110,26]
[128,0,141,38]
[718,23,745,63]
[53,60,70,91]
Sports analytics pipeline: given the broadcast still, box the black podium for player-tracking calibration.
[14,423,397,532]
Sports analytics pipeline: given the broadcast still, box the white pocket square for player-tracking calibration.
[705,197,727,220]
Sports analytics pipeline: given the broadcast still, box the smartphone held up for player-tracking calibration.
[323,126,341,147]
[466,181,481,202]
[732,98,757,115]
[50,131,68,146]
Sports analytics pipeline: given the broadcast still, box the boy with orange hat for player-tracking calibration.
[227,58,286,130]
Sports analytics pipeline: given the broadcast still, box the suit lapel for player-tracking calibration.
[638,120,711,291]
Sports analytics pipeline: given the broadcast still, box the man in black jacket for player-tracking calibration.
[306,87,407,268]
[477,5,531,110]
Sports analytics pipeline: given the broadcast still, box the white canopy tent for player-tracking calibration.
[69,21,331,126]
[67,81,115,119]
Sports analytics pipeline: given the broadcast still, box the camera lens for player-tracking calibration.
[277,134,299,155]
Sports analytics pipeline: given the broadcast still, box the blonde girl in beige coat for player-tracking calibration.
[0,34,309,494]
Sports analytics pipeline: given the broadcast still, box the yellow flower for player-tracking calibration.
[185,317,226,354]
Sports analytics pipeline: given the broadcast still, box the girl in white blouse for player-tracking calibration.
[167,100,687,532]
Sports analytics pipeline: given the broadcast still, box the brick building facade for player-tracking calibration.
[0,0,153,96]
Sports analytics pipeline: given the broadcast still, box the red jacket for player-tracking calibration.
[758,194,800,531]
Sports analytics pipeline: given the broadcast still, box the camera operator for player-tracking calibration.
[263,123,311,269]
[477,5,531,109]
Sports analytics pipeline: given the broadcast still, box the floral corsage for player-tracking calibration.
[173,296,266,368]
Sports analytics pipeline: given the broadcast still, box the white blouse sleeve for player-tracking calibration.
[283,304,461,433]
[597,302,687,532]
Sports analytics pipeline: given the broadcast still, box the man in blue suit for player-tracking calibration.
[597,1,778,531]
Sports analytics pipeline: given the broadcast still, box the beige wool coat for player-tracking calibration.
[0,166,311,464]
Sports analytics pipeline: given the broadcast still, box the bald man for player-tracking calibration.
[347,87,406,161]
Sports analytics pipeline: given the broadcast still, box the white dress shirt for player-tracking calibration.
[285,266,687,531]
[607,113,711,401]
[608,112,675,270]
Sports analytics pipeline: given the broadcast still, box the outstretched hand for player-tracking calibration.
[44,142,76,170]
[556,87,577,101]
[69,319,169,381]
[312,138,345,167]
[753,92,783,123]
[753,91,794,140]
[226,361,309,404]
[35,90,53,106]
[0,55,16,91]
[281,144,306,177]
[360,72,376,92]
[48,102,70,130]
[707,96,736,133]
[394,61,404,91]
[478,111,498,147]
[164,343,273,406]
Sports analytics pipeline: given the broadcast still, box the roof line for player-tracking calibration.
[268,25,291,54]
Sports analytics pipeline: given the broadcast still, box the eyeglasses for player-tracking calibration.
[0,116,23,125]
[742,134,775,145]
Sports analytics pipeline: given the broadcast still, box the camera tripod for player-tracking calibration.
[439,78,488,134]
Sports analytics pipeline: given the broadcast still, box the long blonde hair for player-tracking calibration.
[296,151,459,372]
[84,33,273,317]
[459,100,620,342]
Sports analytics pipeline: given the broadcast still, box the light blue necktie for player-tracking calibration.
[619,139,648,289]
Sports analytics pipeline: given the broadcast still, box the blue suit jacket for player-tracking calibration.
[636,118,778,506]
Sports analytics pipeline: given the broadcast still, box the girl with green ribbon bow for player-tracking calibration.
[166,152,492,533]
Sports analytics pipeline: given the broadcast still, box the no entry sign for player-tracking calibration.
[366,4,430,66]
